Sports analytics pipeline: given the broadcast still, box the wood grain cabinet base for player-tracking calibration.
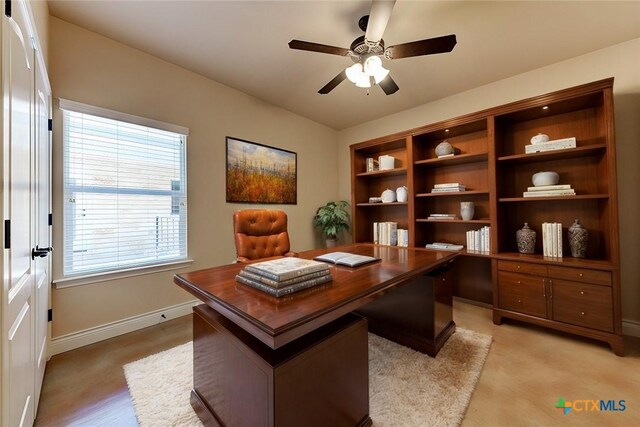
[493,260,623,356]
[191,305,372,427]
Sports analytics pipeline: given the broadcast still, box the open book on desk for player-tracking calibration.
[313,252,380,267]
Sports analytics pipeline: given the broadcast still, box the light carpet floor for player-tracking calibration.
[124,328,491,427]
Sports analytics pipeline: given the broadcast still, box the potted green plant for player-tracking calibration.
[314,200,351,247]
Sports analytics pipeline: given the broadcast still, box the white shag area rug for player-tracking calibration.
[124,329,491,427]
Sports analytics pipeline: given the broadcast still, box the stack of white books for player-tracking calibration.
[427,213,458,220]
[396,229,409,247]
[523,184,575,197]
[431,182,466,193]
[466,226,490,254]
[425,242,464,251]
[373,222,398,246]
[542,222,563,258]
[525,137,576,154]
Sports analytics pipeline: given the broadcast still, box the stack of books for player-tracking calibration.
[523,184,575,197]
[425,242,464,251]
[365,157,379,172]
[525,137,576,154]
[373,222,398,246]
[542,222,563,258]
[427,213,458,220]
[431,183,466,193]
[396,229,409,247]
[466,226,490,254]
[236,258,332,297]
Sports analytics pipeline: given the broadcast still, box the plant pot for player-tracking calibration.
[325,238,338,248]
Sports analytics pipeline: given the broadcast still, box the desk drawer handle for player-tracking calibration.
[517,280,521,284]
[518,299,522,303]
[581,311,585,316]
[579,273,584,278]
[580,291,585,295]
[517,265,521,269]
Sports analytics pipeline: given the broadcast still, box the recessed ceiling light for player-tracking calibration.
[542,106,549,110]
[445,129,450,133]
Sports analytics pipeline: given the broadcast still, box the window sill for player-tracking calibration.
[53,259,195,289]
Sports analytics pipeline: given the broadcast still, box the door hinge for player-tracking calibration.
[48,213,53,226]
[48,118,53,131]
[4,220,9,249]
[5,0,11,18]
[48,309,53,322]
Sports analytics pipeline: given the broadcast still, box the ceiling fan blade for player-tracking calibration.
[318,70,347,94]
[385,34,457,59]
[288,40,350,57]
[365,0,396,43]
[379,74,399,95]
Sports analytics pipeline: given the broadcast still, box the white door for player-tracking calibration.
[33,52,51,412]
[2,1,36,426]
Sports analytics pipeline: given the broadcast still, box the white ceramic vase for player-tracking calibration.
[396,186,408,202]
[460,202,475,221]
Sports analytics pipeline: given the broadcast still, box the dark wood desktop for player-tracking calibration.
[175,243,458,427]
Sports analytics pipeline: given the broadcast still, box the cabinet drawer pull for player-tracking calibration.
[518,299,522,303]
[517,280,521,284]
[581,311,585,316]
[579,273,584,278]
[580,291,585,295]
[442,277,446,282]
[517,265,521,269]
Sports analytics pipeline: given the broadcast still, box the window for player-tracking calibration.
[60,99,188,276]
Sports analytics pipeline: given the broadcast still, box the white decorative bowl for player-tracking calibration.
[530,133,550,145]
[381,189,397,203]
[532,171,559,187]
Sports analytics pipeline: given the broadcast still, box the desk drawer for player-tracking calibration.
[552,280,613,332]
[497,260,547,276]
[548,266,611,286]
[498,271,547,318]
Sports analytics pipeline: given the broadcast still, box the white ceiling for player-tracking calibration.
[47,1,640,130]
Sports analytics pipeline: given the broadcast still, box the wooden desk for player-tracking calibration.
[175,244,457,426]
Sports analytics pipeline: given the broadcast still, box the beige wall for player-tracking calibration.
[337,38,640,325]
[49,17,338,337]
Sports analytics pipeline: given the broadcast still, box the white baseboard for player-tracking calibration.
[49,300,199,356]
[623,319,640,338]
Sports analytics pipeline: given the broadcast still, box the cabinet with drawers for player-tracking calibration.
[493,259,622,355]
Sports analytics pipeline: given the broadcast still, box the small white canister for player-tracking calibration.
[378,155,396,170]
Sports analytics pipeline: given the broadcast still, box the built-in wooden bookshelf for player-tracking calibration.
[349,78,623,355]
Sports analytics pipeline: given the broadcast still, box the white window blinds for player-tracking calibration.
[61,101,188,276]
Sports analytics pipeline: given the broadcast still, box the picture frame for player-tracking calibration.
[226,136,297,204]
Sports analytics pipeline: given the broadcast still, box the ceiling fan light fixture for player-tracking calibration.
[346,63,364,83]
[364,55,390,84]
[355,74,372,88]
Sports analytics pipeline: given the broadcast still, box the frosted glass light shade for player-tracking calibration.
[346,63,364,83]
[364,56,390,84]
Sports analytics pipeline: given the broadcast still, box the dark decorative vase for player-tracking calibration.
[568,219,588,258]
[516,223,536,254]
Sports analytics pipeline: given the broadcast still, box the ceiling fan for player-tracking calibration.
[288,0,456,95]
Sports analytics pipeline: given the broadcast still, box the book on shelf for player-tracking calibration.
[526,184,572,192]
[366,157,379,172]
[314,252,380,267]
[425,242,464,251]
[428,213,458,217]
[374,222,399,246]
[431,187,466,193]
[427,215,457,220]
[542,222,563,258]
[525,137,576,154]
[433,182,464,188]
[396,229,409,247]
[523,189,575,197]
[235,273,332,297]
[237,269,332,289]
[466,226,490,254]
[244,257,329,282]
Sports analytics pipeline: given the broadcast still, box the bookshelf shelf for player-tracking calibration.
[498,194,609,203]
[356,202,408,207]
[416,191,489,198]
[416,218,491,224]
[497,143,606,163]
[355,167,407,177]
[414,152,488,167]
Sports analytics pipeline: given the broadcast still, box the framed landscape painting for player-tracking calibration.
[226,137,297,204]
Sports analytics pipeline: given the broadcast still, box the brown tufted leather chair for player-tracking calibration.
[233,209,298,263]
